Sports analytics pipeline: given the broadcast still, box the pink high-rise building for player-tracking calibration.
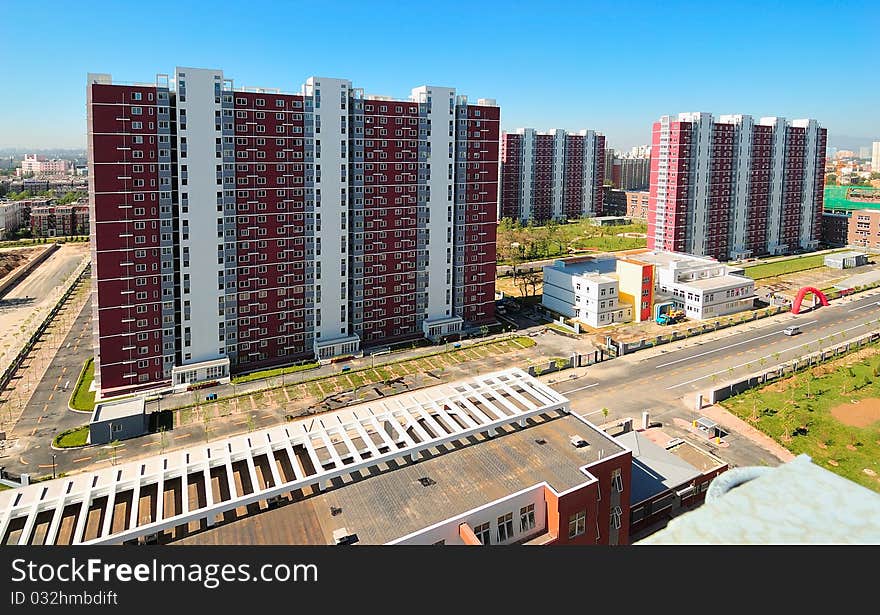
[648,113,826,260]
[87,69,499,398]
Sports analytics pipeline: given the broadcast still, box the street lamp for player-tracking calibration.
[51,454,56,479]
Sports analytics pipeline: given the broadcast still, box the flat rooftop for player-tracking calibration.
[91,396,145,423]
[627,250,718,269]
[683,274,754,290]
[174,412,625,545]
[826,251,867,259]
[549,257,618,277]
[617,430,724,505]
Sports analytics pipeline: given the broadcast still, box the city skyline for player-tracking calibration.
[2,0,878,150]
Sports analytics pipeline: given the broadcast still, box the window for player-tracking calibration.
[568,511,586,539]
[131,106,142,115]
[520,504,535,532]
[611,506,622,530]
[497,512,514,542]
[611,469,624,493]
[473,522,491,545]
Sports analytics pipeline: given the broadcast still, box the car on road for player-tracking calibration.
[783,325,801,336]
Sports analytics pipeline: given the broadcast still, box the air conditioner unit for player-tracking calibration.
[332,528,359,545]
[569,435,588,448]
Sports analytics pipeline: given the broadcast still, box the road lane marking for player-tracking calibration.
[72,456,91,463]
[557,382,600,394]
[849,303,879,313]
[666,318,880,390]
[174,433,192,440]
[653,324,811,368]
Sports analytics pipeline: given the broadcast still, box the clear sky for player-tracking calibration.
[0,0,877,151]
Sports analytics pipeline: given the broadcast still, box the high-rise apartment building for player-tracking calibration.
[872,142,880,172]
[500,129,604,223]
[87,68,499,398]
[648,112,826,260]
[611,155,650,191]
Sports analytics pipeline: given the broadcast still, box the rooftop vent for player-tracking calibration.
[570,435,589,448]
[534,438,547,445]
[418,476,436,487]
[330,506,343,516]
[332,528,359,545]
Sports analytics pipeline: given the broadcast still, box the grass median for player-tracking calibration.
[69,358,96,412]
[53,425,90,448]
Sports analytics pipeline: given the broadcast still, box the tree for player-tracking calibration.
[516,270,542,298]
[825,174,837,185]
[601,407,609,421]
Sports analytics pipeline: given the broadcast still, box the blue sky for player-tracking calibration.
[0,0,877,150]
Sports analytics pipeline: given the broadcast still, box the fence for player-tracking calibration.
[608,305,791,356]
[526,349,610,378]
[709,330,880,403]
[0,261,91,395]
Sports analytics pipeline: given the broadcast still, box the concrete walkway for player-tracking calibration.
[695,401,796,464]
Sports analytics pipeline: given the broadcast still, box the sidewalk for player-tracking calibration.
[694,401,796,464]
[148,329,546,413]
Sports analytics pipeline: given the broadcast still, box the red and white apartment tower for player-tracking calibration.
[500,128,604,223]
[648,112,826,261]
[87,69,499,398]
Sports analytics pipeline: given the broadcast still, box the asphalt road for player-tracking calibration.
[10,287,880,478]
[1,292,93,479]
[551,288,880,467]
[4,246,85,302]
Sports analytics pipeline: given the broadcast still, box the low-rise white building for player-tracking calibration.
[628,251,755,320]
[542,258,632,327]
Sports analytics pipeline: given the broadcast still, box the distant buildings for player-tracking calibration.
[821,211,849,247]
[602,187,627,216]
[873,141,880,172]
[30,202,89,237]
[610,148,650,191]
[625,190,650,220]
[17,154,70,176]
[648,113,827,261]
[500,128,605,223]
[848,209,880,250]
[0,199,31,237]
[542,249,755,327]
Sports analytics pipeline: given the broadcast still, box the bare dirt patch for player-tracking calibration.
[0,248,36,281]
[831,397,880,428]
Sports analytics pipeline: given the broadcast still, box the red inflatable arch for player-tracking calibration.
[791,286,829,315]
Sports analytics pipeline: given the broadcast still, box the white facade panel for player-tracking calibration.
[176,67,225,365]
[412,85,456,323]
[761,116,787,253]
[305,77,357,355]
[794,119,820,250]
[520,128,535,222]
[551,129,566,220]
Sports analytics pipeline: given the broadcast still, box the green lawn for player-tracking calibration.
[497,219,647,264]
[69,358,96,412]
[742,253,837,280]
[721,351,880,492]
[572,234,647,252]
[53,425,90,448]
[232,361,319,384]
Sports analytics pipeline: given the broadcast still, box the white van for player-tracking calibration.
[783,325,801,336]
